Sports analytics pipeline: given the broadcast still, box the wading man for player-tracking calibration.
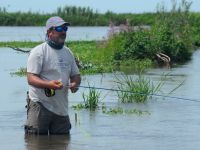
[25,16,81,135]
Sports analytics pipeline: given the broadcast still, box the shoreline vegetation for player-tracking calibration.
[3,0,194,106]
[1,0,200,75]
[1,1,200,28]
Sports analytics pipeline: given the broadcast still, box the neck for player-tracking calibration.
[46,38,64,50]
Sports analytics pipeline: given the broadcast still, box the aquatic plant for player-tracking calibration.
[102,106,150,115]
[72,86,101,111]
[82,85,101,110]
[10,67,27,77]
[114,73,165,103]
[72,103,85,110]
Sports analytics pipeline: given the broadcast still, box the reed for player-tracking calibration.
[114,73,165,103]
[82,85,101,110]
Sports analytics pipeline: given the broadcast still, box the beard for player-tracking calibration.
[52,34,66,45]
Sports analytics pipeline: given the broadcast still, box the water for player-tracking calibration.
[0,26,109,42]
[1,48,200,150]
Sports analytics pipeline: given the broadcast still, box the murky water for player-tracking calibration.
[1,48,200,150]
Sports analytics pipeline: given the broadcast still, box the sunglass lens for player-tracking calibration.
[55,26,63,32]
[55,26,68,32]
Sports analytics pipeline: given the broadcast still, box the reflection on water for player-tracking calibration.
[1,48,200,150]
[25,135,70,150]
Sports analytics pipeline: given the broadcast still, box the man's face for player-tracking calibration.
[48,25,68,44]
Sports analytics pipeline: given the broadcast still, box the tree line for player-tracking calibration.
[0,6,158,26]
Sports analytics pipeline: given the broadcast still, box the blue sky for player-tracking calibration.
[1,0,200,13]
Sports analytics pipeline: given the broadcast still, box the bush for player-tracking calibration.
[103,0,193,64]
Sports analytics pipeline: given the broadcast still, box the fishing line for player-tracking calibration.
[76,85,200,103]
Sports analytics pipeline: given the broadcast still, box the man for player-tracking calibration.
[25,16,81,135]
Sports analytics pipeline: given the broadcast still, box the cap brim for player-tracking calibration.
[55,22,70,27]
[64,22,70,26]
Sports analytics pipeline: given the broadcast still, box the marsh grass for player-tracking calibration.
[72,86,101,110]
[82,86,101,110]
[72,83,102,111]
[114,73,166,103]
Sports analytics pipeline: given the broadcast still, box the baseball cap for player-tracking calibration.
[46,16,70,31]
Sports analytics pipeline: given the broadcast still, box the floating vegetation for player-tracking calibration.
[72,102,150,116]
[72,103,85,110]
[102,106,150,115]
[10,67,27,77]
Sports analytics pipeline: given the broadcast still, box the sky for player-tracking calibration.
[1,0,200,14]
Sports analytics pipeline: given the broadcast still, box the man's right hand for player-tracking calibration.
[27,73,63,90]
[48,80,63,90]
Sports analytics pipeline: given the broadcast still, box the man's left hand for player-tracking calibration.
[69,82,79,93]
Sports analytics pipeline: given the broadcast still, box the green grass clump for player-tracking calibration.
[114,74,165,103]
[82,86,101,110]
[72,85,101,111]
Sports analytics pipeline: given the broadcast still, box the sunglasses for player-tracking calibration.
[51,26,68,32]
